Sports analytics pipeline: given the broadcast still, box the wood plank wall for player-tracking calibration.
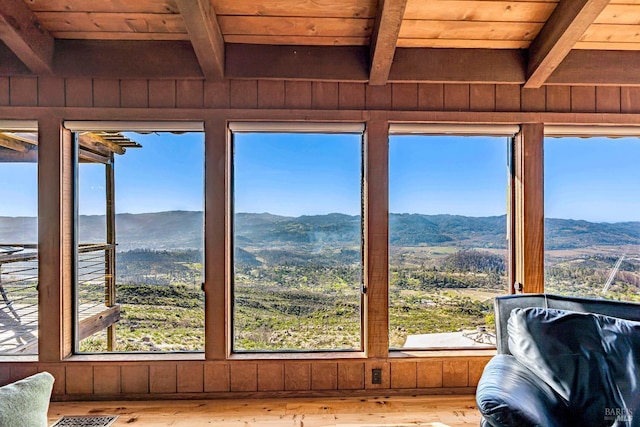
[2,77,640,114]
[1,77,639,401]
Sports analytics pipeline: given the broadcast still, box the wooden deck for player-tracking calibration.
[0,302,119,354]
[48,395,481,426]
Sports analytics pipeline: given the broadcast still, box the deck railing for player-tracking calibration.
[0,243,119,354]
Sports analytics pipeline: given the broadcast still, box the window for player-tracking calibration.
[231,123,364,351]
[69,123,205,353]
[388,125,515,349]
[0,123,38,355]
[545,128,640,302]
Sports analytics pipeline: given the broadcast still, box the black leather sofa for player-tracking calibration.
[476,294,640,427]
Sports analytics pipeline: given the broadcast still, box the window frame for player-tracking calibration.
[228,122,366,354]
[387,123,519,351]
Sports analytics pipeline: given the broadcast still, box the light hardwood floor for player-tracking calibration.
[48,395,481,426]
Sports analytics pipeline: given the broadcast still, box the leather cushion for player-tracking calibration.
[508,307,640,427]
[476,354,570,427]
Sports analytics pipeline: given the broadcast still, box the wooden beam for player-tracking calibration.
[77,305,121,341]
[0,40,541,84]
[513,124,544,293]
[389,48,526,84]
[175,0,225,80]
[0,0,54,74]
[0,147,37,162]
[0,133,32,152]
[78,148,111,164]
[548,50,640,86]
[365,117,389,357]
[226,44,369,82]
[369,0,408,85]
[204,116,227,360]
[2,132,38,145]
[525,0,610,88]
[53,40,202,79]
[38,116,74,361]
[78,132,125,155]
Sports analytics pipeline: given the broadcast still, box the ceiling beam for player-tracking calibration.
[525,0,610,88]
[369,0,408,86]
[226,44,370,82]
[0,133,33,152]
[175,0,225,80]
[548,50,640,86]
[53,40,202,79]
[3,39,640,86]
[0,0,54,74]
[389,48,525,84]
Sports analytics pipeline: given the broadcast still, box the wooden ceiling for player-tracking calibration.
[0,0,639,86]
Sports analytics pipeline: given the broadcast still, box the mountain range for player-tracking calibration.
[1,211,639,251]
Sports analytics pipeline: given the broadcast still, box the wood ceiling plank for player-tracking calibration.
[370,0,409,85]
[218,16,373,37]
[399,20,541,41]
[0,0,54,74]
[26,0,180,14]
[51,32,189,41]
[574,41,640,49]
[404,0,557,22]
[213,0,376,18]
[595,4,640,23]
[525,0,611,88]
[398,38,529,48]
[580,24,640,42]
[35,12,186,34]
[175,0,225,80]
[224,35,369,45]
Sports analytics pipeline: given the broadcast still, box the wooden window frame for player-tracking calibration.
[227,122,367,356]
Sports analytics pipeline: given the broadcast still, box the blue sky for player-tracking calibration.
[389,135,507,217]
[79,132,204,215]
[1,132,640,222]
[234,132,361,216]
[545,136,640,223]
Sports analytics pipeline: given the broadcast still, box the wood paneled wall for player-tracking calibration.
[1,76,638,401]
[2,77,640,114]
[2,356,490,400]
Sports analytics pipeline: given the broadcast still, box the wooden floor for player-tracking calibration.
[48,395,481,426]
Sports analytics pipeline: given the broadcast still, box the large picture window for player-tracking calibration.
[69,123,205,353]
[545,129,640,302]
[0,123,38,355]
[388,125,513,349]
[231,123,364,352]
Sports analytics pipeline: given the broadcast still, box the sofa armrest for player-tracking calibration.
[476,355,570,427]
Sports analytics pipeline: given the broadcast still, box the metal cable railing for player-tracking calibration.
[0,245,38,353]
[0,243,117,354]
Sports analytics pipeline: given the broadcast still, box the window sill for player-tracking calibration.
[0,355,38,363]
[64,352,205,362]
[389,349,496,358]
[228,351,367,361]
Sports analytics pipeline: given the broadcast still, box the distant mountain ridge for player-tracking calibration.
[1,211,639,250]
